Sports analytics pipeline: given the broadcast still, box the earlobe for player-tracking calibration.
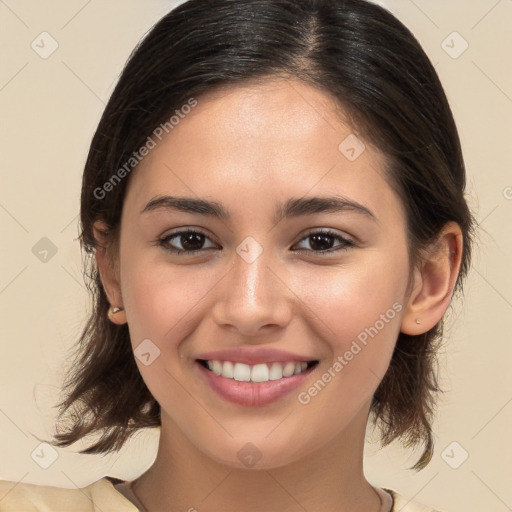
[107,305,126,325]
[93,221,127,325]
[401,222,463,335]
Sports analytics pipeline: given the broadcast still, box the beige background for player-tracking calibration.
[0,1,511,511]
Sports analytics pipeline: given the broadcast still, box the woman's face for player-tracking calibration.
[116,79,412,468]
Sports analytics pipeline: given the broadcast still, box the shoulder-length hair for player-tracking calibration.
[46,0,473,471]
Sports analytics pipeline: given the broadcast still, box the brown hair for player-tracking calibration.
[44,0,473,471]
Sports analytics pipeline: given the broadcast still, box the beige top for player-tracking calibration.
[0,477,442,511]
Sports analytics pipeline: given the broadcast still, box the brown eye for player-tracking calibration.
[160,230,217,254]
[293,230,354,255]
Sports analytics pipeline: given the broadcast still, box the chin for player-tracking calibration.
[195,432,317,471]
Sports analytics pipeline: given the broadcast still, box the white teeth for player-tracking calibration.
[269,362,283,380]
[233,362,251,381]
[211,360,223,376]
[251,363,269,382]
[282,362,296,377]
[203,359,313,382]
[222,360,234,378]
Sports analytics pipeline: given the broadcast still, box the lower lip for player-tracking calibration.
[196,361,317,407]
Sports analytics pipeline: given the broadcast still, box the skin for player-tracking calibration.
[95,79,463,512]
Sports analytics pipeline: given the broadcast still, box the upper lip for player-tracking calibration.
[196,347,317,365]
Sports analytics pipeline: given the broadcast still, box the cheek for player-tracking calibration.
[119,254,215,405]
[299,254,407,343]
[122,260,215,345]
[296,254,407,396]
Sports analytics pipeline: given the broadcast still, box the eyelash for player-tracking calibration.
[157,228,355,256]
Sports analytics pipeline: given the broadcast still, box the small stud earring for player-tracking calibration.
[415,319,421,325]
[109,306,124,315]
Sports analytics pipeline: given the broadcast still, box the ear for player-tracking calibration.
[93,220,127,325]
[401,222,463,335]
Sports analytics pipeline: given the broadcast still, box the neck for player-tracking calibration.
[132,405,380,512]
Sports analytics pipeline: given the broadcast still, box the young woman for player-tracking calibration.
[0,0,473,511]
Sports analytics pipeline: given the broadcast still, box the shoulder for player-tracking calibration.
[0,477,138,512]
[386,488,444,512]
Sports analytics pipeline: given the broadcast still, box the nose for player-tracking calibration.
[211,245,293,338]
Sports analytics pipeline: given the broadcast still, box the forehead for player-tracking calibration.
[125,79,403,223]
[165,79,355,167]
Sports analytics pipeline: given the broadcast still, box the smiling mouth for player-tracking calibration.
[197,359,319,383]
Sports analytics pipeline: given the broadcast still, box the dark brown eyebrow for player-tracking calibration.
[141,194,376,223]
